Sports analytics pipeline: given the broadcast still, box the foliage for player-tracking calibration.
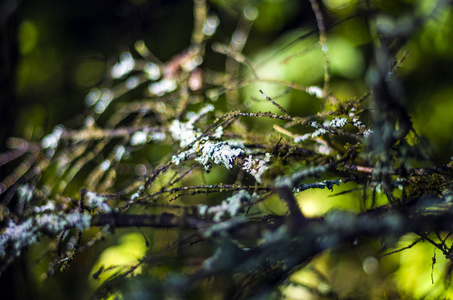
[2,0,453,299]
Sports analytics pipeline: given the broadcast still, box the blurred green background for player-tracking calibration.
[3,0,453,159]
[2,0,453,299]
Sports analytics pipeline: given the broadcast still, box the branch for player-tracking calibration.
[92,212,213,230]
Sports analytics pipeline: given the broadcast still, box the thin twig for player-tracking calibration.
[259,90,289,116]
[308,0,331,99]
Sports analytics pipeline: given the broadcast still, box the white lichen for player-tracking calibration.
[64,212,92,231]
[41,125,64,149]
[170,120,198,148]
[311,128,328,138]
[85,191,113,213]
[195,141,244,171]
[181,55,203,72]
[0,212,91,258]
[114,145,126,161]
[144,62,161,80]
[85,88,101,106]
[125,76,140,89]
[198,190,253,222]
[33,201,55,213]
[294,133,311,143]
[148,79,177,96]
[172,151,193,165]
[0,219,35,257]
[330,117,348,128]
[170,105,243,171]
[352,118,365,128]
[244,6,259,21]
[213,126,223,139]
[111,52,135,79]
[17,184,34,205]
[169,104,214,148]
[203,15,220,36]
[84,116,95,128]
[130,192,140,202]
[307,86,324,98]
[295,118,348,142]
[94,89,113,114]
[363,129,373,138]
[242,153,272,183]
[316,144,332,155]
[151,132,166,142]
[131,131,148,146]
[131,131,166,146]
[99,160,111,172]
